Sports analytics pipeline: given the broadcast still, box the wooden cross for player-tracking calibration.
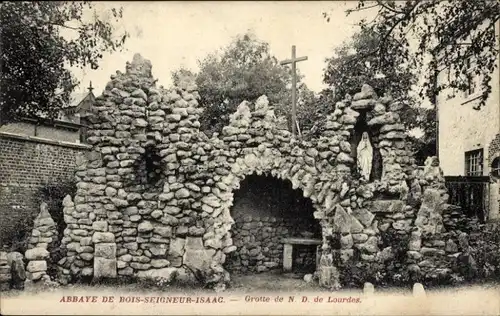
[280,45,308,137]
[88,81,94,93]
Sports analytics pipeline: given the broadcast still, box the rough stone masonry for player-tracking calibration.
[53,54,458,290]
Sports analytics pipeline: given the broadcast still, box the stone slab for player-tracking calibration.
[94,258,117,279]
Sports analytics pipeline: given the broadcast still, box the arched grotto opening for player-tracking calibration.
[224,174,322,277]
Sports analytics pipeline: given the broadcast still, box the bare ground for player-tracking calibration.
[1,272,499,315]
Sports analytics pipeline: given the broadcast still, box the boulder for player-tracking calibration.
[94,243,117,260]
[352,209,375,227]
[25,248,49,260]
[27,260,47,273]
[168,238,186,258]
[138,221,154,233]
[303,274,314,283]
[183,237,210,272]
[351,99,375,110]
[445,239,458,253]
[92,221,108,232]
[175,188,190,199]
[7,252,25,289]
[414,189,445,236]
[353,84,377,101]
[154,226,172,238]
[136,268,178,282]
[363,236,379,253]
[150,259,170,268]
[92,232,115,243]
[363,282,375,295]
[332,205,351,233]
[94,258,117,279]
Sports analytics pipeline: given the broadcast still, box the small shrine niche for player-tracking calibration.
[350,112,382,181]
[128,144,164,190]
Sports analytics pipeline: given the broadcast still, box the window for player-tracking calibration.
[464,57,480,98]
[465,149,484,176]
[463,57,479,98]
[466,73,476,96]
[492,157,500,178]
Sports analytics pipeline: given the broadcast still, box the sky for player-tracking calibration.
[70,1,375,95]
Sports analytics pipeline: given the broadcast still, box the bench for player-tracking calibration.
[281,237,322,272]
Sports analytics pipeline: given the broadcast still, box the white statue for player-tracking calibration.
[357,132,373,181]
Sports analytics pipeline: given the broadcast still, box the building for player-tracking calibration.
[0,84,94,247]
[0,83,96,144]
[436,21,500,222]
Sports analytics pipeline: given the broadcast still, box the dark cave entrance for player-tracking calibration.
[225,174,321,275]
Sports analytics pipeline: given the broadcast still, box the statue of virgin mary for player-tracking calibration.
[357,132,373,181]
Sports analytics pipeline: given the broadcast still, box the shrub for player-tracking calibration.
[38,178,77,238]
[338,229,412,289]
[469,223,500,282]
[446,222,500,285]
[37,178,77,280]
[6,216,35,253]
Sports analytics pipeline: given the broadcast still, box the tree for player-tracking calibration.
[173,33,316,136]
[322,27,436,156]
[324,28,413,101]
[0,1,128,125]
[324,0,499,109]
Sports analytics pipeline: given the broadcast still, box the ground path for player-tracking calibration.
[1,273,499,315]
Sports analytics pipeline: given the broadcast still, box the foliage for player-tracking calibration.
[38,178,77,280]
[443,221,500,285]
[338,257,390,288]
[134,276,175,291]
[324,0,499,109]
[324,28,414,100]
[172,32,317,136]
[2,178,76,255]
[38,178,77,237]
[4,216,34,253]
[469,223,500,281]
[336,228,415,288]
[323,27,436,155]
[408,135,437,166]
[380,229,409,263]
[0,1,128,125]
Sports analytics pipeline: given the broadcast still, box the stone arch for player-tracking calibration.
[225,173,322,274]
[222,149,323,213]
[210,149,325,270]
[200,143,358,287]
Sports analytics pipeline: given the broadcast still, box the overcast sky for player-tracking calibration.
[70,1,374,95]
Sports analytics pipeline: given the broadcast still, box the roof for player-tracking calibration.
[61,91,95,115]
[70,92,91,107]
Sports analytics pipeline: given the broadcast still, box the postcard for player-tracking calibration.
[1,1,499,315]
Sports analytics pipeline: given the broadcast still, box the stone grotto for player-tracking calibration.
[225,174,321,275]
[2,53,476,291]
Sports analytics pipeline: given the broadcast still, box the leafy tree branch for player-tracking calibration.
[0,1,128,125]
[325,0,499,108]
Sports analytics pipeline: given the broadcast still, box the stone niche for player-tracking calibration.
[224,174,321,274]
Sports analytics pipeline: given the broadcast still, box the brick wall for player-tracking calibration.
[0,132,90,247]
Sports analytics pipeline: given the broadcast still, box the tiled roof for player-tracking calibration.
[61,92,91,109]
